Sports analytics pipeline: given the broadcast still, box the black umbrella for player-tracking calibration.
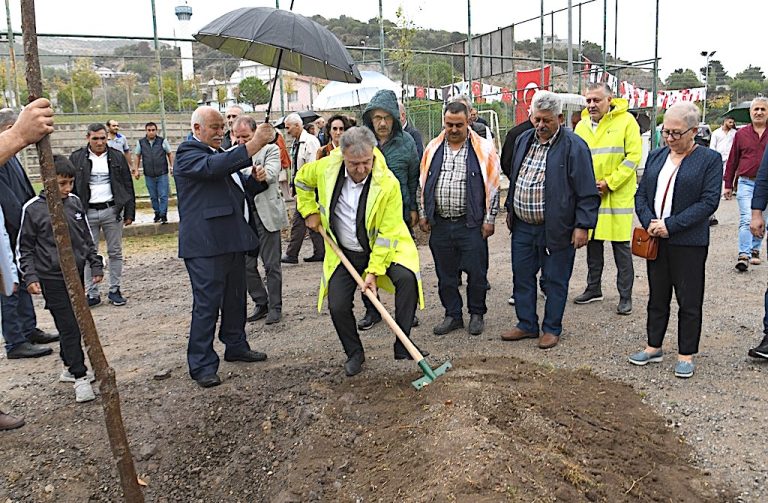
[273,110,321,129]
[195,6,362,120]
[719,102,752,124]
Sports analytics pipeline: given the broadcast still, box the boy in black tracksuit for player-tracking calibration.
[17,156,104,403]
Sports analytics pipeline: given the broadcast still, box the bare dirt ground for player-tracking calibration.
[0,199,765,502]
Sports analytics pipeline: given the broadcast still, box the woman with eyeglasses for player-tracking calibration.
[316,115,351,159]
[630,102,722,378]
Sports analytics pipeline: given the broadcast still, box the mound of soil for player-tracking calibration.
[1,356,729,502]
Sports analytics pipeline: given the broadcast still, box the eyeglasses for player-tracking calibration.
[660,127,694,140]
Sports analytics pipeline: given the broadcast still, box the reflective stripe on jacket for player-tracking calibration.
[575,97,641,241]
[295,147,424,311]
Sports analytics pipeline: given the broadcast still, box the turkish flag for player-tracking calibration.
[415,87,426,99]
[471,80,482,97]
[515,66,551,123]
[501,88,512,103]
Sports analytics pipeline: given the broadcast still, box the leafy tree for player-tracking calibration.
[664,68,703,90]
[57,84,92,113]
[735,65,765,82]
[409,60,455,87]
[237,76,270,108]
[699,59,729,90]
[730,79,763,101]
[389,6,416,88]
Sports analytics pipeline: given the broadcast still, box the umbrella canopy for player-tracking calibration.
[273,110,320,129]
[195,7,362,84]
[719,102,752,124]
[314,70,401,110]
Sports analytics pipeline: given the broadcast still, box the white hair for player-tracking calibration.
[284,113,303,126]
[751,96,768,110]
[665,102,700,129]
[190,106,220,130]
[531,90,562,116]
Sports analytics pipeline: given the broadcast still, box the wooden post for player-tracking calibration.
[19,1,144,501]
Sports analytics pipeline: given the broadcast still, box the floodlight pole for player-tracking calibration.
[467,0,473,102]
[702,50,715,123]
[539,0,544,88]
[651,0,659,149]
[567,0,573,93]
[151,0,167,136]
[379,0,385,73]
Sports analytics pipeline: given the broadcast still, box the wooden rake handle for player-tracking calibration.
[317,226,424,361]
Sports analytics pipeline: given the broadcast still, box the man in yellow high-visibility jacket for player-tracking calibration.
[574,82,642,315]
[296,127,426,377]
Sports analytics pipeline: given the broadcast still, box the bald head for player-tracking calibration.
[191,106,226,149]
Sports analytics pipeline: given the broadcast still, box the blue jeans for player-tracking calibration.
[145,174,169,216]
[428,216,488,318]
[1,280,37,352]
[736,177,768,256]
[511,219,576,336]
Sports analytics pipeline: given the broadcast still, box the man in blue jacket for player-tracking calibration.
[748,146,768,360]
[174,106,273,388]
[501,91,600,350]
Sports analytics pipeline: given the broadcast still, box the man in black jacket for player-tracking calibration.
[70,123,135,308]
[0,107,59,360]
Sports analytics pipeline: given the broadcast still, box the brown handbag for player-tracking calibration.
[632,162,681,260]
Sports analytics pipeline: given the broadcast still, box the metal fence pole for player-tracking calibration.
[150,0,167,136]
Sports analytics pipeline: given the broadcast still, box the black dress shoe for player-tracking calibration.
[411,314,420,328]
[394,342,429,360]
[303,254,324,263]
[28,328,60,344]
[281,254,298,264]
[195,373,221,388]
[247,304,268,322]
[467,314,485,336]
[433,316,464,335]
[748,335,768,359]
[7,342,53,359]
[344,352,365,376]
[224,350,268,362]
[357,311,382,331]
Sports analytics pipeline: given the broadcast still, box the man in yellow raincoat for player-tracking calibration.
[295,127,426,377]
[574,82,642,315]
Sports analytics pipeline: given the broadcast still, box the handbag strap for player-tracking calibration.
[659,145,696,216]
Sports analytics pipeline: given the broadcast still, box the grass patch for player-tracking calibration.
[123,231,178,254]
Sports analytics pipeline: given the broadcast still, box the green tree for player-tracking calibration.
[237,76,270,109]
[735,65,765,82]
[389,6,415,89]
[699,59,730,91]
[408,60,455,87]
[730,79,763,101]
[57,84,92,113]
[664,68,703,90]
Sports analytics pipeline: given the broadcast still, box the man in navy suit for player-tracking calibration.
[174,106,274,388]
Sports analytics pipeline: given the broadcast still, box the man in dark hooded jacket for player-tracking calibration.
[359,89,421,330]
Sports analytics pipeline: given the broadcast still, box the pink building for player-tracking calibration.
[253,74,327,113]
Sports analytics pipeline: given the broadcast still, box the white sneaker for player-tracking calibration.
[74,377,96,403]
[59,369,95,383]
[507,295,515,305]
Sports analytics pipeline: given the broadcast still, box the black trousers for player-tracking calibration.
[285,203,324,259]
[586,239,634,300]
[40,278,88,379]
[184,253,251,380]
[646,241,708,355]
[327,249,418,358]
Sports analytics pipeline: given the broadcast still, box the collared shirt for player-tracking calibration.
[724,124,768,188]
[513,129,560,224]
[88,149,113,204]
[710,126,736,164]
[107,133,130,154]
[193,135,248,222]
[334,169,367,252]
[434,139,469,218]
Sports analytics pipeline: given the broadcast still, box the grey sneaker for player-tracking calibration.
[628,349,663,366]
[573,289,603,304]
[59,369,95,383]
[74,377,96,403]
[617,298,632,315]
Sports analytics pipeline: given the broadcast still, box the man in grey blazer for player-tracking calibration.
[233,115,289,324]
